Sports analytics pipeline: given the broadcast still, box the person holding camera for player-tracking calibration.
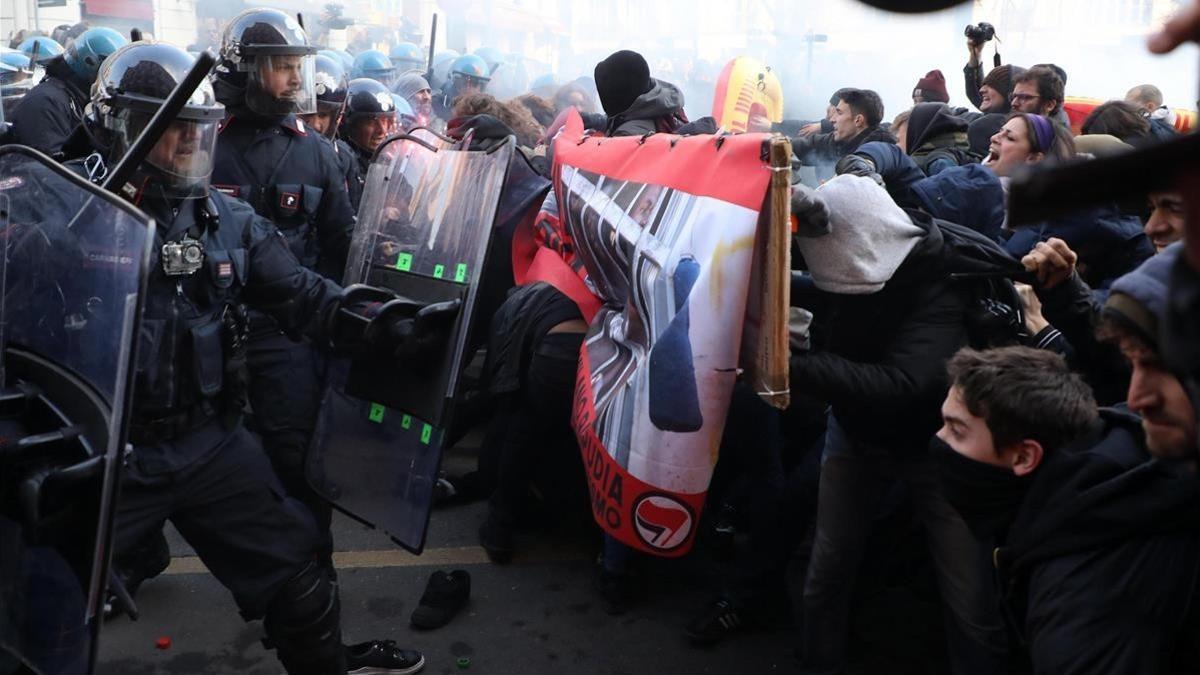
[964,23,1024,116]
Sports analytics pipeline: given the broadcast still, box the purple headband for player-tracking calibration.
[1026,114,1055,154]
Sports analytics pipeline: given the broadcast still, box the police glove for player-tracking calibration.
[834,154,884,186]
[367,299,462,369]
[790,184,831,238]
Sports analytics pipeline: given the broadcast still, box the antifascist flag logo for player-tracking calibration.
[633,494,695,552]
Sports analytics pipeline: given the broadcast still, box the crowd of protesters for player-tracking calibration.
[3,2,1200,673]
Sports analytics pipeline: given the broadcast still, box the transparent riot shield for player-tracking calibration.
[0,147,153,674]
[309,131,512,553]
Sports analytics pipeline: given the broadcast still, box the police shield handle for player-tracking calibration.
[101,50,217,195]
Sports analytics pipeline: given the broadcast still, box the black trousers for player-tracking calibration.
[482,331,588,528]
[114,424,319,618]
[246,329,333,571]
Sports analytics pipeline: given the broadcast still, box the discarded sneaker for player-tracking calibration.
[685,597,745,646]
[345,639,425,674]
[410,570,470,630]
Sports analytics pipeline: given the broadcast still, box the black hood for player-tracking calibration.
[907,102,968,153]
[998,408,1200,580]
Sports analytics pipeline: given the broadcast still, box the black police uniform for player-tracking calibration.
[8,56,88,157]
[331,136,363,213]
[211,112,356,570]
[99,175,350,673]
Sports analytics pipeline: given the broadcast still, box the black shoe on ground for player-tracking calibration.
[478,517,513,564]
[410,570,471,630]
[345,640,425,675]
[685,597,745,646]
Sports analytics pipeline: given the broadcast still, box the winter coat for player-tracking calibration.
[996,409,1200,675]
[1035,271,1131,406]
[858,142,1005,242]
[8,56,89,156]
[790,211,971,451]
[1004,206,1155,291]
[790,125,897,168]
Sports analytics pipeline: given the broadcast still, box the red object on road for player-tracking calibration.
[155,636,172,650]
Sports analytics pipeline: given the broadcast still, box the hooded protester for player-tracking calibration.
[904,102,974,176]
[967,113,1006,160]
[593,49,688,136]
[933,286,1200,674]
[789,175,1009,675]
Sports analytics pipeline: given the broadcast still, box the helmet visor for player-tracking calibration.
[247,53,317,115]
[115,112,219,199]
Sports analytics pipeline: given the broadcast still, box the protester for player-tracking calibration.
[1010,66,1066,123]
[934,342,1200,674]
[511,92,557,127]
[451,92,544,148]
[912,69,949,104]
[904,102,974,175]
[790,88,895,167]
[1081,100,1154,144]
[993,114,1155,291]
[789,175,1009,675]
[394,71,435,128]
[1126,83,1180,140]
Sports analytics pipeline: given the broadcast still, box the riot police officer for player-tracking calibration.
[0,48,34,118]
[389,42,425,75]
[210,4,353,565]
[301,53,363,212]
[210,13,424,673]
[432,53,489,121]
[351,48,397,88]
[79,40,429,675]
[341,77,399,193]
[9,28,125,156]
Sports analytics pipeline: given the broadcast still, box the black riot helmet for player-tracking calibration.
[340,77,398,156]
[90,41,225,199]
[215,7,318,116]
[305,53,347,139]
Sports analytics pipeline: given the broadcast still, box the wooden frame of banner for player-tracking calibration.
[740,136,792,410]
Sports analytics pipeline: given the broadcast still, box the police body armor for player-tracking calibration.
[212,116,328,273]
[111,186,252,449]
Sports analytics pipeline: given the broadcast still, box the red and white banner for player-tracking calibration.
[529,110,776,557]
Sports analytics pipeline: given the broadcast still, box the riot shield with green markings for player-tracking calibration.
[308,130,513,553]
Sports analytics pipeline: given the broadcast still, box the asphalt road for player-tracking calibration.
[95,445,803,675]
